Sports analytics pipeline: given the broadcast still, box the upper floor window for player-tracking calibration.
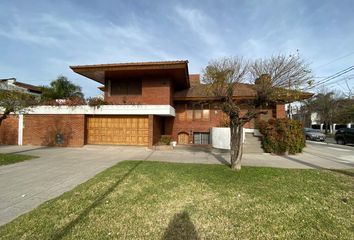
[177,103,210,121]
[110,79,142,95]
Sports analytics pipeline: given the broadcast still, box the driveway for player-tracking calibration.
[0,145,151,226]
[1,142,353,226]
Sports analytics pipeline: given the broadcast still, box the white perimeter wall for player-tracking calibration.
[212,127,231,150]
[1,105,175,116]
[212,127,258,150]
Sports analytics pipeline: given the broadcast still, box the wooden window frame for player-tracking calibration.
[177,103,211,122]
[110,79,142,96]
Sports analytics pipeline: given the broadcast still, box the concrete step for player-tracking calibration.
[243,134,264,153]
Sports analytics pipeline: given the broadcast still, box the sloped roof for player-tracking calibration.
[70,60,190,90]
[174,83,313,102]
[70,60,188,69]
[13,81,42,93]
[0,78,41,94]
[174,83,257,100]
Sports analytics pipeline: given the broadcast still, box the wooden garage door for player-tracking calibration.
[86,116,148,145]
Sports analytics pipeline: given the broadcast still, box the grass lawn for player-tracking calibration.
[0,153,37,166]
[0,161,353,239]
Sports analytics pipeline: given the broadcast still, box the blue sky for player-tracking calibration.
[1,0,354,97]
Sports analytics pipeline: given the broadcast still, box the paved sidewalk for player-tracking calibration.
[0,143,353,226]
[148,144,354,169]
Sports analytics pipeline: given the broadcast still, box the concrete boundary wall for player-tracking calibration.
[212,127,258,150]
[211,127,230,150]
[0,105,175,116]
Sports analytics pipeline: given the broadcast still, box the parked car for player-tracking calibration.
[335,128,354,145]
[304,128,326,141]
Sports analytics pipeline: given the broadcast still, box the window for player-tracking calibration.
[110,79,142,95]
[177,105,186,121]
[177,103,211,121]
[186,104,193,121]
[193,132,210,144]
[202,104,210,120]
[194,104,202,120]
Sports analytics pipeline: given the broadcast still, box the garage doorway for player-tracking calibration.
[86,116,148,146]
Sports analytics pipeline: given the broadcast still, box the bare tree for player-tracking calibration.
[203,54,312,170]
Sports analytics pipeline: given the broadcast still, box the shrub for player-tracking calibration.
[258,118,305,155]
[87,97,110,108]
[157,135,172,145]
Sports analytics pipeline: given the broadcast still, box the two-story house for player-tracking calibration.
[0,60,310,148]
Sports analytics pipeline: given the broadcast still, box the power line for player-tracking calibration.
[315,51,354,69]
[305,65,354,90]
[324,75,354,87]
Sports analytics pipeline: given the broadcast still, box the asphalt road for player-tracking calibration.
[304,140,354,166]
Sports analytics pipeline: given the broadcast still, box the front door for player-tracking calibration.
[178,132,189,144]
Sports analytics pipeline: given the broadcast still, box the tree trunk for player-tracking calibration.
[324,121,328,134]
[230,117,243,171]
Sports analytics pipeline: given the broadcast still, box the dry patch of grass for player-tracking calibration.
[0,161,353,239]
[0,153,37,166]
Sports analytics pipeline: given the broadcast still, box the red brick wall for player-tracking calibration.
[23,114,85,147]
[153,116,162,145]
[168,103,224,144]
[105,78,172,105]
[0,115,18,145]
[168,103,281,143]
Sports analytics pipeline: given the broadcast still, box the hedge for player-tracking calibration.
[258,118,305,155]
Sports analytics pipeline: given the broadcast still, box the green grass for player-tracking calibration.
[0,153,37,166]
[1,161,353,239]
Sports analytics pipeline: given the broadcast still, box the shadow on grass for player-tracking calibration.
[51,160,144,239]
[1,146,49,155]
[162,211,199,240]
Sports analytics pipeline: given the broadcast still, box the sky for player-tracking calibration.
[1,0,354,97]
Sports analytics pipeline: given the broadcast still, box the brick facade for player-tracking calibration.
[165,103,280,144]
[0,115,18,145]
[105,78,172,105]
[0,60,290,148]
[23,114,85,147]
[0,104,287,148]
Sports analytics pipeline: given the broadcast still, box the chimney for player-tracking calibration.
[255,74,271,85]
[189,74,200,86]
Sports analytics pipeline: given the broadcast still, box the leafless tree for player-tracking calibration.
[203,54,312,170]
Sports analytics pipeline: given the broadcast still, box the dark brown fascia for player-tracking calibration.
[70,60,190,88]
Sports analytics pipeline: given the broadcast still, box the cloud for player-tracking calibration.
[1,0,354,95]
[0,21,60,47]
[173,5,226,57]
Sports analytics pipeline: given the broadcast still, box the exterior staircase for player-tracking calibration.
[243,133,264,154]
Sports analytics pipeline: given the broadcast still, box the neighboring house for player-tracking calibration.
[0,78,42,96]
[293,110,353,133]
[309,112,352,133]
[0,60,310,148]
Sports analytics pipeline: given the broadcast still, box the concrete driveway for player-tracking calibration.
[1,142,353,226]
[0,145,151,226]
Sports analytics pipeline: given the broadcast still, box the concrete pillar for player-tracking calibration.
[242,128,245,143]
[18,113,23,146]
